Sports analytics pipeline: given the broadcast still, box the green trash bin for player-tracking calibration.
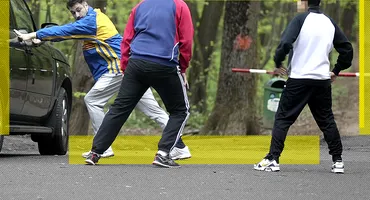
[263,77,286,129]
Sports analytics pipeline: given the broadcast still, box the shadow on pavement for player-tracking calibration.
[0,153,40,157]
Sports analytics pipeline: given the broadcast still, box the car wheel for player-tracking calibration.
[38,88,69,155]
[0,135,3,152]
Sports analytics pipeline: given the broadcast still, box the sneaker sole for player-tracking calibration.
[82,152,91,158]
[254,165,280,172]
[171,156,192,160]
[82,154,90,159]
[85,159,97,165]
[101,154,114,158]
[152,160,181,168]
[83,154,114,158]
[331,168,344,173]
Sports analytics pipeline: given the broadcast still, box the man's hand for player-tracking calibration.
[273,66,288,77]
[181,73,189,90]
[32,38,42,45]
[330,72,337,83]
[14,29,36,41]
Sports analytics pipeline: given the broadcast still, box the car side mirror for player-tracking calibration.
[41,22,58,29]
[10,30,18,39]
[16,29,28,34]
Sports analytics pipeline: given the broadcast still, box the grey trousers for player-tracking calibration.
[84,73,169,135]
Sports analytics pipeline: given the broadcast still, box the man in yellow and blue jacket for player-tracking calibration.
[37,1,121,81]
[17,0,191,160]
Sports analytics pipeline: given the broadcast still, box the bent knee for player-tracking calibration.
[84,94,92,105]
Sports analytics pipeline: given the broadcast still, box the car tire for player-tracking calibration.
[38,87,69,155]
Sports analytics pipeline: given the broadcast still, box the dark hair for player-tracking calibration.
[308,0,321,6]
[66,0,86,9]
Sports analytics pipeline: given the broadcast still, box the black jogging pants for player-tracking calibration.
[266,78,343,162]
[91,58,189,154]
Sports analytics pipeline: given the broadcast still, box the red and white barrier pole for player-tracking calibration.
[231,68,360,77]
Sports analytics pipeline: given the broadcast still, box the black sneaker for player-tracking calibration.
[152,153,181,168]
[85,152,101,165]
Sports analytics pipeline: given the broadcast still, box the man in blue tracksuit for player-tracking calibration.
[84,0,194,167]
[16,0,190,159]
[254,0,353,173]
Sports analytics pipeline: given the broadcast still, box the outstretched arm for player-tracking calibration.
[16,15,97,42]
[36,16,97,42]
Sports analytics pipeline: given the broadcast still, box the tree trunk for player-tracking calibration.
[322,0,341,24]
[30,0,40,28]
[286,1,296,21]
[185,1,199,30]
[110,1,119,25]
[259,2,286,69]
[201,1,260,135]
[89,0,107,13]
[45,0,51,22]
[69,0,107,135]
[321,0,340,64]
[188,1,225,114]
[340,2,357,42]
[69,42,94,135]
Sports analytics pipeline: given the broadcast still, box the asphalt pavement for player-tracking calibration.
[0,135,369,200]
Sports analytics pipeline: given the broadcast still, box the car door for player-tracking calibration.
[11,0,54,118]
[9,2,28,116]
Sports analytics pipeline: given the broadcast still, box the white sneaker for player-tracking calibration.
[82,151,91,158]
[331,161,344,173]
[254,159,280,172]
[82,147,114,158]
[169,146,191,160]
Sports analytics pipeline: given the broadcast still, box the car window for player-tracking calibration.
[9,6,17,39]
[9,4,16,30]
[10,0,35,32]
